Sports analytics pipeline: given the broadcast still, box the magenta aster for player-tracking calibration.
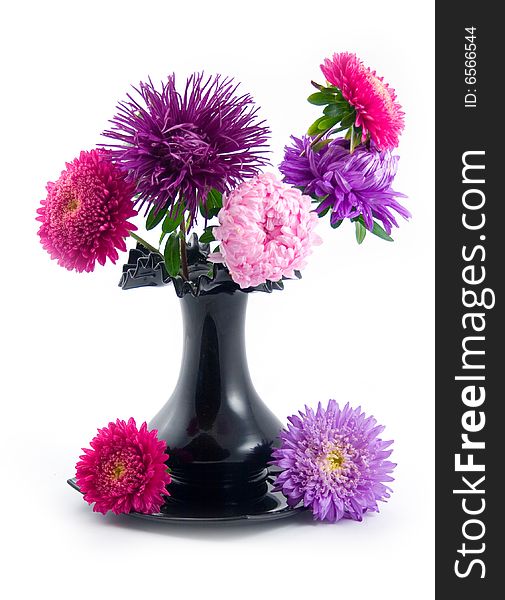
[36,150,137,272]
[320,52,404,150]
[272,401,395,522]
[76,418,171,515]
[209,173,321,288]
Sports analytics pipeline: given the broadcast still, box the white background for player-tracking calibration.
[0,1,434,598]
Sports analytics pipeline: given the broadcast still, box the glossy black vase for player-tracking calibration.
[149,290,282,505]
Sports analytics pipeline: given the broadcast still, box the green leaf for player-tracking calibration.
[355,220,367,244]
[307,117,327,136]
[340,111,356,128]
[207,188,223,217]
[162,202,185,234]
[331,219,343,229]
[350,125,363,153]
[307,92,336,106]
[146,205,167,230]
[317,204,331,218]
[317,116,339,131]
[353,216,394,241]
[312,138,333,152]
[200,188,223,219]
[327,125,348,136]
[334,100,350,109]
[163,232,181,277]
[199,226,216,244]
[323,104,343,118]
[323,85,341,94]
[370,220,394,241]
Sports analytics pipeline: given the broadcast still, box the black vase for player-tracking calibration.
[67,241,303,520]
[150,290,282,505]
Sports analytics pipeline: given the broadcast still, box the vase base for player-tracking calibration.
[67,469,304,523]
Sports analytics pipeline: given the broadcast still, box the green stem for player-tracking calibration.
[129,232,161,255]
[349,125,356,154]
[300,130,326,157]
[310,130,327,147]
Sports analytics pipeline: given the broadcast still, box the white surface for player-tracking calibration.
[0,1,434,598]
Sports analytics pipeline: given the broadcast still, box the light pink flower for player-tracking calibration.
[76,418,171,515]
[321,52,404,150]
[209,173,321,288]
[36,150,137,272]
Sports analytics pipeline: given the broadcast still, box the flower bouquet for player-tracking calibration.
[38,53,405,523]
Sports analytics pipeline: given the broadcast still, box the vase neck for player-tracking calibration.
[176,292,253,400]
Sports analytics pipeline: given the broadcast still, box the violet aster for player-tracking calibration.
[279,136,410,235]
[76,418,171,515]
[272,401,396,522]
[102,73,270,223]
[36,150,137,272]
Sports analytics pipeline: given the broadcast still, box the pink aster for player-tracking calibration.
[76,418,171,515]
[321,52,404,150]
[36,149,137,272]
[209,173,321,288]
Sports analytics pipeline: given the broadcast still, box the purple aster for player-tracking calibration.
[279,136,410,234]
[102,73,270,222]
[272,401,396,522]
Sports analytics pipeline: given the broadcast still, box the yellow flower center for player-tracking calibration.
[65,198,80,214]
[326,450,345,471]
[112,463,126,480]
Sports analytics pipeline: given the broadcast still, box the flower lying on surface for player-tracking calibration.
[76,418,171,515]
[36,150,137,272]
[320,52,404,150]
[272,401,395,523]
[280,136,410,237]
[209,173,321,288]
[102,73,270,224]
